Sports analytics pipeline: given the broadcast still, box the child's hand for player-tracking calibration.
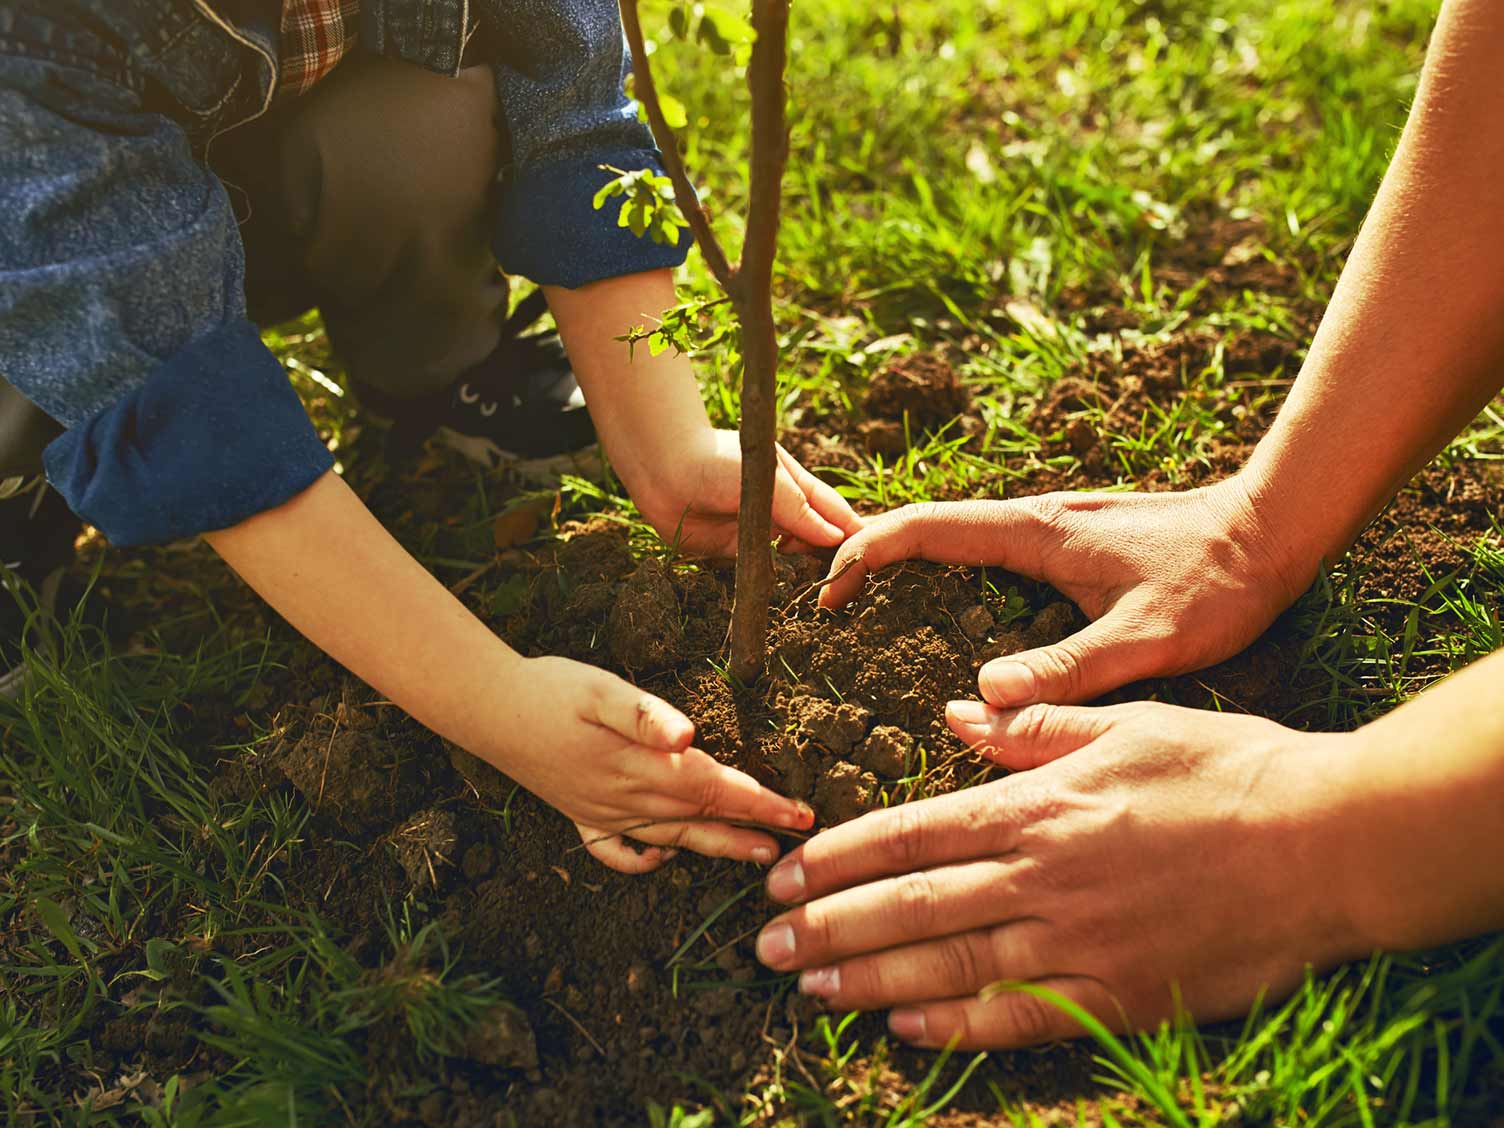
[636,429,864,558]
[487,654,815,873]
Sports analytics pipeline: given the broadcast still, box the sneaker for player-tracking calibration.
[383,291,601,479]
[1,479,81,700]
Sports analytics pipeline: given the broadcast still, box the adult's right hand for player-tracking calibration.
[818,476,1312,706]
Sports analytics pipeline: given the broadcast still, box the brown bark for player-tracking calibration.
[727,0,791,683]
[618,0,792,683]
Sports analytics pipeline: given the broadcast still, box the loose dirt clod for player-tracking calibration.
[270,689,436,836]
[854,725,913,777]
[448,743,514,807]
[956,604,995,641]
[1029,601,1080,646]
[462,842,496,881]
[813,761,880,825]
[863,352,970,427]
[768,735,819,799]
[460,1003,539,1070]
[390,808,458,890]
[856,418,907,455]
[607,558,685,672]
[786,694,873,756]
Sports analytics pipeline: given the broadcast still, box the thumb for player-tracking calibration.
[945,701,1118,769]
[978,609,1170,706]
[591,676,696,752]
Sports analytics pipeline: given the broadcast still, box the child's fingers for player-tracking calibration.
[590,676,696,752]
[776,444,865,536]
[574,821,675,874]
[771,462,847,548]
[636,747,815,831]
[628,819,783,864]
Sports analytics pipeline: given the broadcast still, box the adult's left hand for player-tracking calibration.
[753,700,1372,1049]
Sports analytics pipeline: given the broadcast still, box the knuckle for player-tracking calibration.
[878,805,927,871]
[1039,644,1087,697]
[801,906,835,956]
[1013,704,1057,747]
[892,872,939,936]
[1024,493,1072,535]
[936,933,984,994]
[696,773,726,815]
[902,501,944,525]
[997,990,1057,1047]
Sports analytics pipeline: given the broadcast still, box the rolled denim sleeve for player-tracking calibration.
[488,0,690,287]
[0,54,332,546]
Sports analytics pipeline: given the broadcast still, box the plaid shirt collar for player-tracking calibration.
[277,0,361,102]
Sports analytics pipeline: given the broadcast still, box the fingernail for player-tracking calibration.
[766,858,806,902]
[751,846,776,865]
[783,802,814,828]
[946,699,994,726]
[888,1007,927,1042]
[756,923,796,967]
[981,661,1036,705]
[799,966,840,997]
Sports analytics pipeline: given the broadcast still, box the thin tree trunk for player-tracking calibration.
[617,0,791,683]
[728,0,791,682]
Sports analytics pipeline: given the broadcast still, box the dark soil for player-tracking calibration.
[37,213,1504,1123]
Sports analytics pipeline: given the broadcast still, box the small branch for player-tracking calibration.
[780,557,856,613]
[619,0,739,293]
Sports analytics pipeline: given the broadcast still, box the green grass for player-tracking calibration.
[5,0,1504,1122]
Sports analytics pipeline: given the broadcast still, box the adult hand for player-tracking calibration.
[753,699,1370,1048]
[817,477,1311,706]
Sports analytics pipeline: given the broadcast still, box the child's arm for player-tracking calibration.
[204,470,813,871]
[545,269,863,555]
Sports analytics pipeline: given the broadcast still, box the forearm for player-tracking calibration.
[1333,648,1504,952]
[204,470,525,758]
[1242,0,1504,578]
[544,270,712,497]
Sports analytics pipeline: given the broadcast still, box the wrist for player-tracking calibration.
[625,423,720,517]
[1259,730,1383,965]
[1329,660,1504,953]
[1203,472,1322,609]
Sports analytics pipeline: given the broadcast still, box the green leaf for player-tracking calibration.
[699,4,755,49]
[145,937,179,978]
[668,4,689,38]
[34,896,86,962]
[659,92,689,130]
[491,575,531,617]
[591,179,625,210]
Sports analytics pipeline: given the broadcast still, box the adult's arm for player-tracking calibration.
[752,648,1504,1048]
[818,0,1504,707]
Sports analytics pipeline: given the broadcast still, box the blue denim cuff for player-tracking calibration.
[495,147,690,288]
[43,320,335,547]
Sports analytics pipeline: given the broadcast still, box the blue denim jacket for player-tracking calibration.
[0,0,686,546]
